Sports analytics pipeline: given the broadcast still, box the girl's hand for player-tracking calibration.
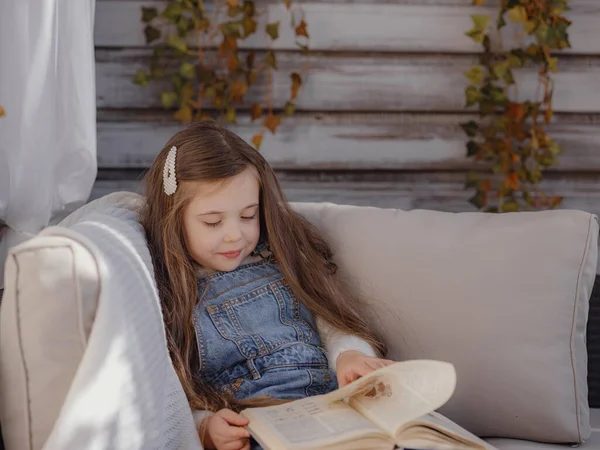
[200,408,251,450]
[335,350,395,388]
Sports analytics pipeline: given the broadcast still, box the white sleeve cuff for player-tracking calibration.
[191,408,213,429]
[316,317,377,371]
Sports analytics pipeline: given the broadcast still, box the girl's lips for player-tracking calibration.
[219,250,241,259]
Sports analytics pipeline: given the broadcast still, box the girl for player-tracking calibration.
[140,121,394,450]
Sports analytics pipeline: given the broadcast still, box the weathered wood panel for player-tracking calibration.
[95,0,600,55]
[97,110,600,171]
[91,171,600,214]
[96,49,600,113]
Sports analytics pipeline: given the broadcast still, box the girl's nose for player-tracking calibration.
[224,222,242,242]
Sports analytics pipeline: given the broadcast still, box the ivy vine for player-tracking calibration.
[134,0,309,149]
[463,0,571,212]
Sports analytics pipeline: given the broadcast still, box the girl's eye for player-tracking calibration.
[203,221,221,228]
[241,214,256,221]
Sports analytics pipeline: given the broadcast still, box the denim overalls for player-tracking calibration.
[193,255,339,407]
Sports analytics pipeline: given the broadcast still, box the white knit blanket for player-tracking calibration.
[40,193,202,450]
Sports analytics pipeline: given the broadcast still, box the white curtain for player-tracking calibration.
[0,0,98,288]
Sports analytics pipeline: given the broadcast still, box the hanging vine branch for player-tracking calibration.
[463,0,571,212]
[134,0,309,149]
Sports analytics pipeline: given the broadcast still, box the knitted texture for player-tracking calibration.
[40,193,201,450]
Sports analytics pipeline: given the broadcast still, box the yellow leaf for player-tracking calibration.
[229,81,248,102]
[174,105,193,123]
[226,0,238,6]
[181,83,195,103]
[473,0,484,4]
[508,6,527,23]
[548,57,558,73]
[263,113,281,134]
[250,104,263,121]
[524,20,537,34]
[226,107,236,123]
[0,105,5,117]
[252,132,264,149]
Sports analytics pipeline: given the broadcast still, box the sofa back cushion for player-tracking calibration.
[292,203,598,444]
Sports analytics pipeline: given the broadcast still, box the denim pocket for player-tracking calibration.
[207,280,314,359]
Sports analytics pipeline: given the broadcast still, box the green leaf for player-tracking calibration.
[150,61,166,79]
[535,23,549,43]
[284,101,296,116]
[133,69,149,86]
[180,62,195,79]
[464,65,484,84]
[547,140,562,156]
[465,85,482,107]
[508,51,526,68]
[241,17,258,37]
[161,3,182,20]
[460,121,479,137]
[161,92,178,109]
[265,21,280,40]
[465,171,479,189]
[500,201,521,213]
[466,15,490,43]
[141,7,158,23]
[547,22,571,49]
[144,25,161,44]
[466,29,485,44]
[471,14,491,31]
[524,20,537,34]
[490,86,507,104]
[221,21,241,37]
[467,140,481,157]
[492,61,510,80]
[167,35,188,53]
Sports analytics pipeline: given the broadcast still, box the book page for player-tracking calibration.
[347,360,457,437]
[396,412,497,450]
[241,396,390,449]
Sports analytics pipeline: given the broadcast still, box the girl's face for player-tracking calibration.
[183,167,261,272]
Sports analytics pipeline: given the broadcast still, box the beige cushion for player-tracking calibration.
[0,235,100,450]
[292,203,598,444]
[486,409,600,449]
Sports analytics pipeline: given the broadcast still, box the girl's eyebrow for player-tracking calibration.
[197,203,259,216]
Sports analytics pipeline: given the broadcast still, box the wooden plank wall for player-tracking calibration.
[93,0,600,215]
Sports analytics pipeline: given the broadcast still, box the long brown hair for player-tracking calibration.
[140,120,387,414]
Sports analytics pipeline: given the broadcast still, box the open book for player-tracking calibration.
[240,360,497,450]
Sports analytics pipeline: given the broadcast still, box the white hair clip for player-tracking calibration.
[163,146,178,195]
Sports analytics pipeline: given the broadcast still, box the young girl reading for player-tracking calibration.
[140,121,394,450]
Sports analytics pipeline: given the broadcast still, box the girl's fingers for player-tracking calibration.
[223,438,250,450]
[219,409,250,427]
[229,426,251,440]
